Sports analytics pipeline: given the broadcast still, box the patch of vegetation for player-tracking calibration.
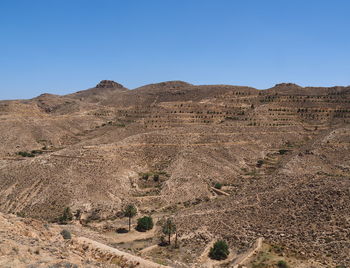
[157,170,170,177]
[251,251,273,268]
[17,151,35,157]
[246,169,258,176]
[158,235,168,247]
[209,240,229,260]
[153,174,160,182]
[60,229,71,240]
[285,141,293,147]
[277,260,289,268]
[123,204,137,231]
[31,150,43,155]
[256,159,264,168]
[16,211,25,218]
[278,149,289,155]
[141,173,150,180]
[162,218,176,245]
[214,182,222,189]
[16,150,43,157]
[136,216,154,232]
[140,171,165,181]
[225,116,239,120]
[58,207,73,224]
[116,227,129,233]
[270,244,284,255]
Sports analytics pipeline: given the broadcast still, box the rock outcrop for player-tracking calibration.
[96,80,124,89]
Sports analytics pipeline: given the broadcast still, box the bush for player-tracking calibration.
[141,173,149,180]
[58,207,73,224]
[209,240,229,260]
[17,151,35,157]
[17,150,43,157]
[116,227,128,233]
[153,174,159,182]
[136,216,154,232]
[277,260,288,268]
[279,149,289,155]
[31,150,43,155]
[60,229,71,240]
[256,159,264,168]
[158,235,168,247]
[214,183,222,189]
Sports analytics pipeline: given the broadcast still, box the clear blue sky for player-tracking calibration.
[1,0,350,99]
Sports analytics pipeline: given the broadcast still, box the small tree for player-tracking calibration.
[123,204,137,231]
[136,216,154,232]
[59,207,73,224]
[162,218,176,245]
[209,240,229,260]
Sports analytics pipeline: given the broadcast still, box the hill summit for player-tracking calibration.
[96,80,124,88]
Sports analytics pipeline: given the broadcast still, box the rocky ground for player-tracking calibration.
[0,80,349,267]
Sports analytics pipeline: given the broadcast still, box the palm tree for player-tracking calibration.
[123,204,137,231]
[162,218,176,245]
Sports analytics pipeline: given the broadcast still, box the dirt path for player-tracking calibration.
[232,237,263,268]
[139,244,159,254]
[105,227,156,244]
[197,239,236,268]
[74,236,171,268]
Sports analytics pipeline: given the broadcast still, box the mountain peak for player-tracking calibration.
[96,80,124,89]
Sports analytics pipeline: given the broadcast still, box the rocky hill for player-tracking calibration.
[0,80,349,267]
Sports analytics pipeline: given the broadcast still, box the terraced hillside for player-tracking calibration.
[0,80,349,267]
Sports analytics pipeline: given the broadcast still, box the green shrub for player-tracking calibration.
[209,240,229,260]
[277,260,288,268]
[17,151,35,157]
[214,183,222,189]
[141,173,149,180]
[60,229,71,240]
[136,216,154,232]
[279,149,289,155]
[158,235,168,247]
[17,150,43,157]
[256,159,264,167]
[153,174,160,182]
[31,150,43,155]
[58,207,73,224]
[116,227,128,233]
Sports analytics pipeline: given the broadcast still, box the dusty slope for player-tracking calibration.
[176,125,350,267]
[0,80,349,266]
[0,212,110,267]
[0,212,171,268]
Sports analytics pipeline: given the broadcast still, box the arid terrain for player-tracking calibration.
[0,80,349,267]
